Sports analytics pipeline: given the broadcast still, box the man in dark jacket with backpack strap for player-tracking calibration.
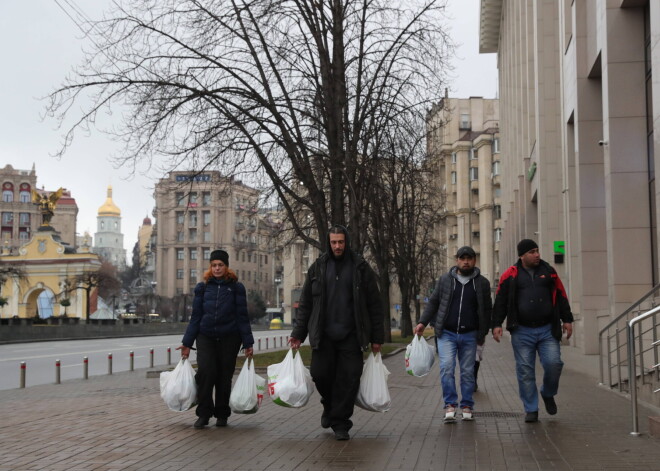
[289,225,384,441]
[492,239,573,423]
[415,246,492,423]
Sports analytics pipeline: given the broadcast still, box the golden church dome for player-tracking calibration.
[98,186,121,217]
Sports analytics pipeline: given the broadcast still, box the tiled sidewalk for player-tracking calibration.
[1,336,659,470]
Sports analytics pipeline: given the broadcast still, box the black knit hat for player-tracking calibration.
[517,239,539,257]
[210,249,229,266]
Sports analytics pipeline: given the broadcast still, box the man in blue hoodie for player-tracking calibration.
[290,225,384,441]
[415,246,492,423]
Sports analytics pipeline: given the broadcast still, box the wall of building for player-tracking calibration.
[480,0,660,353]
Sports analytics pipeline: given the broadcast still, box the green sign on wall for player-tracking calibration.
[554,240,565,254]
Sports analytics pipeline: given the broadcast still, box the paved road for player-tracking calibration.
[0,331,295,390]
[0,335,659,470]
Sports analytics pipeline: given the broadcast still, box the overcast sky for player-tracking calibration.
[0,0,496,260]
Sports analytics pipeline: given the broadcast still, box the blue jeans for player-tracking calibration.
[510,324,564,413]
[436,330,478,409]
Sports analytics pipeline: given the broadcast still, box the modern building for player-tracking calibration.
[479,0,660,353]
[426,96,501,283]
[0,164,78,250]
[93,186,126,269]
[152,171,279,304]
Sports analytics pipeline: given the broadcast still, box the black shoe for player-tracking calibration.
[216,418,228,427]
[321,416,331,429]
[524,411,539,423]
[193,417,210,429]
[541,395,557,415]
[334,430,350,441]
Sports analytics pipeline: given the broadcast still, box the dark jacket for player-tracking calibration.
[492,259,573,341]
[291,249,384,351]
[181,272,254,349]
[419,266,493,342]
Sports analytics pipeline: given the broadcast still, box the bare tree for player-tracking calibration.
[48,0,452,253]
[69,260,122,320]
[366,111,444,338]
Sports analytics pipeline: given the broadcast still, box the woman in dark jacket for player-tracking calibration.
[177,249,254,428]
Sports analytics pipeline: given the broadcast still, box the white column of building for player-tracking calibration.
[601,4,653,317]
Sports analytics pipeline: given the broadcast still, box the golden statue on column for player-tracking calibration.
[32,188,64,227]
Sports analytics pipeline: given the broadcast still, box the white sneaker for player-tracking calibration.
[461,407,474,421]
[444,406,456,423]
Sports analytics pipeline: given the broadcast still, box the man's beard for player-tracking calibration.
[458,267,474,276]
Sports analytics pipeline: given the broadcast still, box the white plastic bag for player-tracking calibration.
[267,349,314,408]
[160,358,197,412]
[405,334,435,377]
[355,352,391,412]
[229,358,266,414]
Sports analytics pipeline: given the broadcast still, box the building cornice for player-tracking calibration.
[479,0,503,54]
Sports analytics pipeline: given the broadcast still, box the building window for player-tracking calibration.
[202,192,211,206]
[451,152,457,164]
[189,212,197,227]
[203,248,211,260]
[203,211,211,225]
[494,205,501,220]
[247,271,251,281]
[176,269,184,279]
[19,190,30,203]
[189,229,197,243]
[493,137,500,153]
[248,253,252,263]
[469,167,478,181]
[265,255,268,264]
[176,248,184,260]
[190,269,197,280]
[495,228,502,242]
[451,172,457,185]
[177,231,184,242]
[19,229,29,240]
[2,191,13,203]
[189,192,198,206]
[242,252,246,262]
[176,192,185,206]
[100,221,105,230]
[19,213,30,226]
[203,231,211,243]
[492,161,500,177]
[190,249,198,260]
[469,148,477,160]
[176,211,184,224]
[459,113,470,129]
[2,212,13,225]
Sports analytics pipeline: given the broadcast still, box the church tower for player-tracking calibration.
[93,185,126,269]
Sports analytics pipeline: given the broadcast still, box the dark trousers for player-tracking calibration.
[310,334,363,432]
[194,333,242,419]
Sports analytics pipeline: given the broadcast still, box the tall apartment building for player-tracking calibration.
[93,186,126,269]
[0,164,78,250]
[426,96,501,284]
[153,171,278,303]
[479,0,660,353]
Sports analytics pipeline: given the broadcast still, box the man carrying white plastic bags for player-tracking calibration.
[414,246,492,423]
[289,225,384,441]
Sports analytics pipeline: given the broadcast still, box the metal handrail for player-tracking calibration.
[628,305,660,435]
[598,283,660,386]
